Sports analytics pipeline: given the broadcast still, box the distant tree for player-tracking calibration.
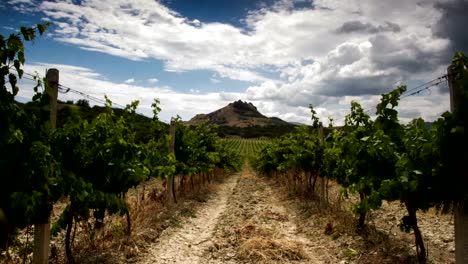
[65,100,74,105]
[76,99,90,108]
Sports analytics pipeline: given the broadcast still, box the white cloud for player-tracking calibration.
[124,78,135,84]
[18,63,238,122]
[7,0,33,3]
[210,78,220,84]
[2,26,16,31]
[5,0,40,13]
[147,78,158,84]
[15,61,451,126]
[12,0,457,125]
[35,0,451,73]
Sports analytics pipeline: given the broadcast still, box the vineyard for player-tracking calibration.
[0,25,242,263]
[251,57,468,263]
[223,138,270,160]
[2,24,468,264]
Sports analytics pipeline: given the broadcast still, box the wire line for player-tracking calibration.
[332,74,448,123]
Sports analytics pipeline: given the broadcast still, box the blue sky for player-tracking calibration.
[1,0,467,124]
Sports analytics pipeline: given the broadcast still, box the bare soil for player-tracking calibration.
[266,175,455,264]
[203,164,326,264]
[136,165,455,264]
[136,172,239,264]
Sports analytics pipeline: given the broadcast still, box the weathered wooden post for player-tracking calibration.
[48,69,58,132]
[33,68,58,264]
[448,65,468,264]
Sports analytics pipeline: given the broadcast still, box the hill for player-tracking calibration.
[187,100,290,127]
[20,100,162,143]
[187,100,296,138]
[20,99,296,140]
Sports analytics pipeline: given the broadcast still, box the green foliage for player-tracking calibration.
[47,99,239,261]
[251,52,468,263]
[49,100,149,239]
[309,104,320,128]
[434,52,468,205]
[1,24,239,260]
[216,124,296,138]
[252,126,323,176]
[223,138,269,166]
[174,121,242,175]
[4,20,467,264]
[0,24,51,249]
[76,99,90,108]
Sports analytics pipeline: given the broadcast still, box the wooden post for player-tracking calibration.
[33,69,58,264]
[167,119,177,204]
[449,66,468,264]
[449,66,462,115]
[47,69,58,131]
[455,203,468,264]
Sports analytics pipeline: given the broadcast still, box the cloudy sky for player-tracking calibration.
[1,0,467,125]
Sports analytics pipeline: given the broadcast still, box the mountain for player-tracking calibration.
[186,100,296,138]
[187,100,290,128]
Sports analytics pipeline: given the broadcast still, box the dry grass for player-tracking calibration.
[266,173,424,263]
[0,173,230,264]
[232,221,307,263]
[260,209,289,222]
[238,237,307,263]
[205,166,314,263]
[236,222,273,238]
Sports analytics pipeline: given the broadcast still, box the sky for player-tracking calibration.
[1,0,467,125]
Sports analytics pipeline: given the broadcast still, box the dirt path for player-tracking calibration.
[136,165,327,264]
[203,166,327,264]
[135,164,454,264]
[137,173,240,264]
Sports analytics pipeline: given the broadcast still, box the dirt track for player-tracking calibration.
[137,166,326,264]
[203,165,328,264]
[136,165,454,264]
[138,173,239,264]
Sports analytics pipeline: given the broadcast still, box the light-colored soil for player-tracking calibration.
[137,165,328,264]
[274,177,455,264]
[137,173,240,264]
[204,165,328,264]
[134,165,455,264]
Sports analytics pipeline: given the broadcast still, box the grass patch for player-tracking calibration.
[238,237,307,263]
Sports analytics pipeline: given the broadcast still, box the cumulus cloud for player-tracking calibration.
[34,0,454,78]
[433,0,468,55]
[15,61,450,126]
[336,21,401,34]
[19,63,239,122]
[124,78,135,84]
[11,0,460,125]
[368,34,449,76]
